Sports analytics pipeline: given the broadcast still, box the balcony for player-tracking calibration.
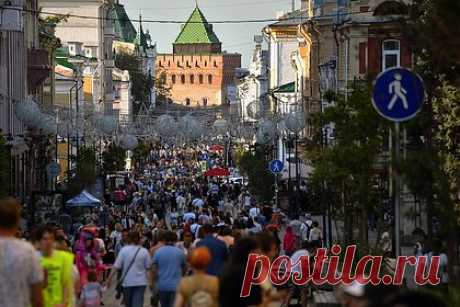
[28,48,51,92]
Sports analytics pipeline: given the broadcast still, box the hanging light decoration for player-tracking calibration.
[213,118,228,136]
[156,114,177,138]
[99,115,117,135]
[14,98,40,124]
[119,134,138,150]
[256,118,276,144]
[285,111,305,134]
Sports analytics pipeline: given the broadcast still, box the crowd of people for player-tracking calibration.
[0,144,451,307]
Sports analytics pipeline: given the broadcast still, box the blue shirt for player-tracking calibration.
[196,235,228,276]
[152,245,185,291]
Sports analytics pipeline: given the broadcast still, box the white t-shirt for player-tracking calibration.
[0,238,44,307]
[249,207,260,218]
[113,245,152,287]
[291,249,310,275]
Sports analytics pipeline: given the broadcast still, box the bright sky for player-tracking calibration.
[122,0,296,67]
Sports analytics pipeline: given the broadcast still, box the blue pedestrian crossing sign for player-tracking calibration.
[372,67,425,122]
[269,160,284,174]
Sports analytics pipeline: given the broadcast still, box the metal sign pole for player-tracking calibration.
[394,122,401,257]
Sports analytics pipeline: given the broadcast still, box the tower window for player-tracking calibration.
[190,75,195,84]
[208,74,213,84]
[181,74,185,84]
[199,74,203,84]
[171,74,176,84]
[382,39,400,71]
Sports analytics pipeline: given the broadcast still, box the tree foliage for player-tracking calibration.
[68,147,97,196]
[102,144,125,175]
[237,145,275,203]
[306,82,388,247]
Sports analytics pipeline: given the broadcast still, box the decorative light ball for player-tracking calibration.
[156,114,177,137]
[39,114,57,135]
[256,128,272,144]
[256,119,276,143]
[213,118,228,135]
[100,115,117,135]
[246,100,262,120]
[14,99,40,124]
[285,112,305,134]
[119,134,138,150]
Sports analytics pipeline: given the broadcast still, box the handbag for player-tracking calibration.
[115,247,141,299]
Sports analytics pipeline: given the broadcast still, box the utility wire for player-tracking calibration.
[15,6,381,24]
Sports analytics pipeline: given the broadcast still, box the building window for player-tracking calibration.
[186,60,190,67]
[171,74,176,84]
[185,98,191,106]
[208,74,213,84]
[204,61,207,67]
[190,75,194,84]
[382,39,400,70]
[199,74,203,84]
[213,60,217,67]
[181,74,185,84]
[159,60,162,67]
[202,98,208,106]
[168,60,171,66]
[195,61,199,67]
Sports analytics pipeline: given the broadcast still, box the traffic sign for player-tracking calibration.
[269,160,284,174]
[46,162,61,178]
[372,67,425,122]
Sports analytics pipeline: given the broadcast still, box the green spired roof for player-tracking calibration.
[134,16,148,51]
[55,47,74,69]
[174,5,220,45]
[112,2,137,43]
[273,82,296,93]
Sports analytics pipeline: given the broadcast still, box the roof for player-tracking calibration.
[134,18,148,51]
[174,6,221,45]
[269,9,309,27]
[55,47,74,69]
[272,81,296,93]
[112,2,137,43]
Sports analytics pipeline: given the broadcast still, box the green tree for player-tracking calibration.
[115,52,152,115]
[237,145,275,203]
[102,144,125,175]
[68,147,97,196]
[402,0,460,280]
[306,82,388,247]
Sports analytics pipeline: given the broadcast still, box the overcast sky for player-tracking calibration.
[122,0,296,67]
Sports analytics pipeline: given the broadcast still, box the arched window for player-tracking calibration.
[208,74,213,84]
[202,98,208,106]
[168,60,171,67]
[195,61,199,67]
[204,61,207,67]
[185,98,191,106]
[382,39,400,70]
[177,61,180,67]
[199,74,204,84]
[190,75,194,84]
[186,60,190,67]
[159,60,162,67]
[181,74,186,84]
[171,74,176,84]
[374,1,408,16]
[213,60,217,67]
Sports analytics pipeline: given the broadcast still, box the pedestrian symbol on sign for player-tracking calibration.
[269,160,284,174]
[388,73,408,110]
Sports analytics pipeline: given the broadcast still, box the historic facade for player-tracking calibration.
[156,5,241,107]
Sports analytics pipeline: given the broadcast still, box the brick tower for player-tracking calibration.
[156,5,241,107]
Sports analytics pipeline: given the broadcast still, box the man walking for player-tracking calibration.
[0,198,44,307]
[152,231,185,307]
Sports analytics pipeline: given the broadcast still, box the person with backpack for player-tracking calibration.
[173,247,219,307]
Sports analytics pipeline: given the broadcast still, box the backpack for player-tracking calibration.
[301,223,311,242]
[190,290,213,307]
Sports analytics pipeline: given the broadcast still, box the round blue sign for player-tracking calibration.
[372,68,425,122]
[269,160,284,174]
